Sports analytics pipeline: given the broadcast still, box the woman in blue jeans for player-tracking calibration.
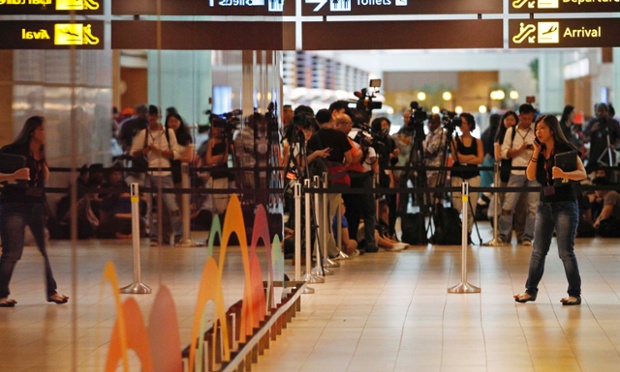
[514,114,587,306]
[0,116,68,307]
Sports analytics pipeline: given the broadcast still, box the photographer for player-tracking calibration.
[205,117,233,216]
[130,105,182,246]
[306,109,352,258]
[497,103,539,246]
[371,117,399,236]
[423,114,446,205]
[338,112,378,253]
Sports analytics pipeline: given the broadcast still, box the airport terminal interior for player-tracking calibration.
[1,1,620,371]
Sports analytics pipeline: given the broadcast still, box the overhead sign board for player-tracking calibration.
[509,18,620,48]
[112,21,295,50]
[509,0,620,13]
[301,0,502,16]
[0,0,103,15]
[111,0,295,16]
[302,20,503,50]
[0,21,103,49]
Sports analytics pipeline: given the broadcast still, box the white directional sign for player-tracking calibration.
[301,0,501,16]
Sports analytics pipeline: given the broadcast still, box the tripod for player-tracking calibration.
[430,125,483,245]
[596,126,618,183]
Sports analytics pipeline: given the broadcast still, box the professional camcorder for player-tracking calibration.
[354,79,383,123]
[409,101,428,127]
[441,110,461,133]
[205,109,242,142]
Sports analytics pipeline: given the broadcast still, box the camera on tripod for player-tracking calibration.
[441,110,461,134]
[205,109,242,142]
[409,101,428,128]
[354,79,383,123]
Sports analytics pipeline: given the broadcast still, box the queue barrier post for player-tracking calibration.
[321,172,339,268]
[448,181,481,294]
[311,176,331,277]
[120,183,152,294]
[293,181,302,281]
[176,162,201,247]
[484,161,502,247]
[301,178,322,289]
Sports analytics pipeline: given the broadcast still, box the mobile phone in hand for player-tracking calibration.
[534,138,541,146]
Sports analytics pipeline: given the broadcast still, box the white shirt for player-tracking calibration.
[501,125,536,175]
[130,127,180,176]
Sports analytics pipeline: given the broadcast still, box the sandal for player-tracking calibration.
[560,296,581,306]
[0,297,17,307]
[514,293,536,303]
[47,293,69,304]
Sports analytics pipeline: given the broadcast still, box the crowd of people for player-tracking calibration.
[1,100,618,307]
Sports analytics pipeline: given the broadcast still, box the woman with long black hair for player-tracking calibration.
[0,116,68,307]
[514,114,587,305]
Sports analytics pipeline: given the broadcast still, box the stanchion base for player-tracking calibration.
[448,282,481,294]
[302,273,324,284]
[303,286,315,294]
[175,239,204,247]
[120,282,152,294]
[324,257,340,268]
[483,238,505,247]
[334,251,350,260]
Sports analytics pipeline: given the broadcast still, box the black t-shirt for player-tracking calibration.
[0,143,46,205]
[535,142,578,203]
[306,128,352,163]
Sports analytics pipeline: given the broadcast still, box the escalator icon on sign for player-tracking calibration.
[512,21,559,45]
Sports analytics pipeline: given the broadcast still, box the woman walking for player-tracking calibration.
[514,114,587,305]
[0,116,68,307]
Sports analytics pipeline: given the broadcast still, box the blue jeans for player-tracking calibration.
[499,173,539,242]
[525,201,581,298]
[0,203,58,298]
[145,174,182,241]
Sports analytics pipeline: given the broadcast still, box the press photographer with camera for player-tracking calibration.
[306,109,352,258]
[341,111,379,253]
[497,103,539,246]
[423,113,446,205]
[131,105,182,246]
[450,113,484,237]
[371,117,399,236]
[205,117,234,216]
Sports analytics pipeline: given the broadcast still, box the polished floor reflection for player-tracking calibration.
[0,225,619,371]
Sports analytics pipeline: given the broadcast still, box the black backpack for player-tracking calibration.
[431,204,462,245]
[401,213,428,245]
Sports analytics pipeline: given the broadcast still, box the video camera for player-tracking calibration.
[204,109,242,142]
[441,110,461,134]
[409,101,428,127]
[354,79,383,123]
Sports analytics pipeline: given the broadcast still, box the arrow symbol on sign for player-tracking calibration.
[306,0,329,12]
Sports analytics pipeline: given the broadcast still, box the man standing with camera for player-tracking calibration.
[497,103,539,246]
[423,114,445,205]
[130,105,182,246]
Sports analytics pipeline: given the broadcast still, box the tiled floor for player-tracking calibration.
[0,224,619,371]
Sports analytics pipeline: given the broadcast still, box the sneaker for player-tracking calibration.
[386,243,406,252]
[349,249,361,258]
[496,236,507,246]
[522,240,532,247]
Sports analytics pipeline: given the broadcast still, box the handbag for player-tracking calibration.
[132,129,149,173]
